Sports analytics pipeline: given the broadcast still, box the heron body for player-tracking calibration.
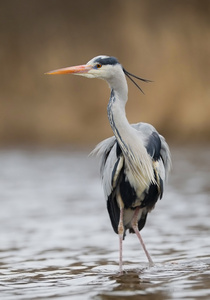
[46,55,171,273]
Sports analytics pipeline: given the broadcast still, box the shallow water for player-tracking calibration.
[0,145,209,300]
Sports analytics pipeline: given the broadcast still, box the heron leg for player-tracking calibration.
[117,195,124,274]
[131,207,154,267]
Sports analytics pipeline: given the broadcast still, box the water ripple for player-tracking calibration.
[0,146,209,300]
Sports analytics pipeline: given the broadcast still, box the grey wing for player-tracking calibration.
[131,122,171,232]
[132,122,171,194]
[91,123,171,197]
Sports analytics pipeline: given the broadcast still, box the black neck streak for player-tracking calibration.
[107,90,129,156]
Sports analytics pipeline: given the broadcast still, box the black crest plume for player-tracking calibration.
[123,68,152,94]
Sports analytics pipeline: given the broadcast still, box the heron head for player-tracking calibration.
[46,55,123,80]
[46,55,151,93]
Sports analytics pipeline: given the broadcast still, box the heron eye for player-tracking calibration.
[96,64,102,69]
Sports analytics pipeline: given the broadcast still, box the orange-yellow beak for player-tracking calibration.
[45,64,92,75]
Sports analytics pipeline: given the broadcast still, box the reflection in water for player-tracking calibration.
[0,146,209,300]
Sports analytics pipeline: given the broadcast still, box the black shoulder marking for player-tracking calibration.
[119,173,137,209]
[95,56,119,66]
[146,131,161,160]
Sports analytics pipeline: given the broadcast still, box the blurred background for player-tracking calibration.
[1,2,210,299]
[0,0,210,147]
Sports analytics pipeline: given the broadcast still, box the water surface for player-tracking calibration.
[0,146,209,299]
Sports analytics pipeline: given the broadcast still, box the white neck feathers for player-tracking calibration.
[107,78,155,189]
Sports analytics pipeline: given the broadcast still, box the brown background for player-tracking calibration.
[0,0,210,146]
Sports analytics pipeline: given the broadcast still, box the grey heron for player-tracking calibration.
[46,55,171,273]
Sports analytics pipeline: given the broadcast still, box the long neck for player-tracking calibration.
[107,85,144,177]
[107,89,131,147]
[107,77,155,188]
[107,70,130,141]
